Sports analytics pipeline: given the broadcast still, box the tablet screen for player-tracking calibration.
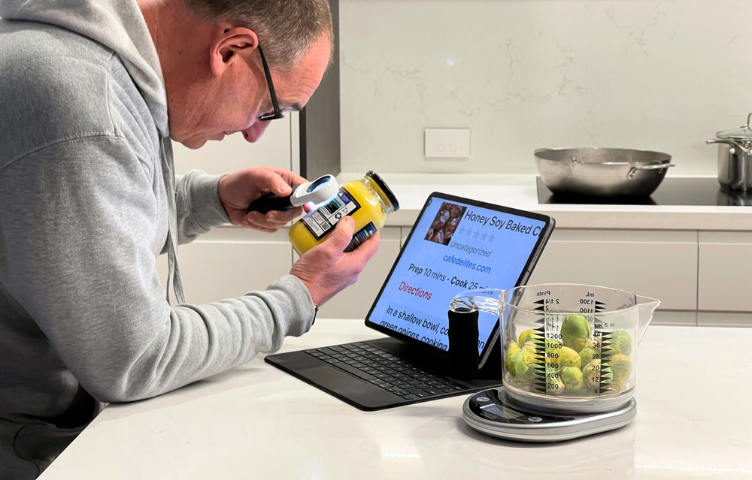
[367,195,550,356]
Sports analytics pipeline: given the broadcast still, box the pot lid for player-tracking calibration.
[717,113,752,140]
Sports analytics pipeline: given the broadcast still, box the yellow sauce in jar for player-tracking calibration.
[289,171,399,255]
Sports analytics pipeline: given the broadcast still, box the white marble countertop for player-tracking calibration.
[41,319,752,479]
[339,173,752,230]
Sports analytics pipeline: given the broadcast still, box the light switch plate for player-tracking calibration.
[424,128,470,158]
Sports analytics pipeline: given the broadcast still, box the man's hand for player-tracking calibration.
[218,167,307,232]
[291,217,380,306]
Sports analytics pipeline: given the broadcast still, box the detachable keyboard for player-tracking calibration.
[304,341,469,401]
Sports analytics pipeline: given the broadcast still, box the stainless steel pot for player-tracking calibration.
[535,148,675,197]
[707,113,752,191]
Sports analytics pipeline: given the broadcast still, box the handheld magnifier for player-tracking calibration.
[247,174,339,214]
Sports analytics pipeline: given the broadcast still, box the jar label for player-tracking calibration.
[345,222,377,253]
[301,189,361,240]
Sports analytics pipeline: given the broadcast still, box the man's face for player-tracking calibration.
[170,34,331,149]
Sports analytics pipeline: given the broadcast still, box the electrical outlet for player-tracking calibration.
[424,128,470,158]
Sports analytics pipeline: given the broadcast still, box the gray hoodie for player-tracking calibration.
[0,1,315,478]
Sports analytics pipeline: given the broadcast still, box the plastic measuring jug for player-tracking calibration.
[450,284,660,414]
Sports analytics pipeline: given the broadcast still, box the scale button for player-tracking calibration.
[528,416,542,423]
[476,397,490,403]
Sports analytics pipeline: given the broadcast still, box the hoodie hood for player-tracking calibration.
[0,0,169,136]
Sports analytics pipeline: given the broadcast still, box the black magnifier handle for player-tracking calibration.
[246,175,338,214]
[247,193,295,214]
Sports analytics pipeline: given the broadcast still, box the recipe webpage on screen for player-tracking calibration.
[370,197,546,354]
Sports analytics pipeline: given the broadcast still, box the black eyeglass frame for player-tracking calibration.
[257,44,284,121]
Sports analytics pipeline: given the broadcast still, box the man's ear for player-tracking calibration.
[209,27,259,76]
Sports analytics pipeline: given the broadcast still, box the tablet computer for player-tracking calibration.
[365,192,555,368]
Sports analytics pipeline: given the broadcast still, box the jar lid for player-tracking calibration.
[717,113,752,140]
[365,171,400,211]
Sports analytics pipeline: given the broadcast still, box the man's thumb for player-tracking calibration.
[266,171,293,197]
[327,216,355,252]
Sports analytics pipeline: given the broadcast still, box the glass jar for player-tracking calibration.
[289,171,399,255]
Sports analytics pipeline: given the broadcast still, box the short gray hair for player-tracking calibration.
[184,0,333,72]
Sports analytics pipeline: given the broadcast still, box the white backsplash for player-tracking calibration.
[340,0,752,175]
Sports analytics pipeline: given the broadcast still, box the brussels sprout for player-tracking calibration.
[546,368,565,396]
[560,367,585,393]
[605,330,633,356]
[518,329,538,346]
[579,347,598,369]
[610,353,633,384]
[504,343,522,376]
[607,382,625,394]
[521,341,539,365]
[561,314,592,353]
[506,351,530,383]
[545,345,581,372]
[582,360,613,391]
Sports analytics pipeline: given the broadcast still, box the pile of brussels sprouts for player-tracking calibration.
[504,314,633,396]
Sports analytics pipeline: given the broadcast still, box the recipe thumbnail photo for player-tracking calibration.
[424,202,466,246]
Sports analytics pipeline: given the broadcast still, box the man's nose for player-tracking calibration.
[242,121,271,143]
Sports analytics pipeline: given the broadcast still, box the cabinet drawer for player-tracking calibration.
[318,227,402,319]
[698,231,752,312]
[528,230,698,311]
[158,227,293,305]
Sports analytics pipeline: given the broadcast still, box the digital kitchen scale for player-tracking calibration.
[462,388,636,442]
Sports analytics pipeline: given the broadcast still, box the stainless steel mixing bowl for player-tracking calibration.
[535,148,675,197]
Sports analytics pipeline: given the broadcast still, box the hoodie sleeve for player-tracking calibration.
[174,170,230,245]
[0,135,315,403]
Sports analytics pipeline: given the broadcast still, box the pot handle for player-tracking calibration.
[707,138,751,155]
[627,163,675,179]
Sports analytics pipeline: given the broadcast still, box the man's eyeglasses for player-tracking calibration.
[257,44,284,121]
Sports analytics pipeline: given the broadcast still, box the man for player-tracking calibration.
[0,0,377,478]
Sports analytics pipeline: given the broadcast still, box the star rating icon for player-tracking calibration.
[473,230,480,239]
[488,233,496,243]
[458,227,465,237]
[480,232,488,241]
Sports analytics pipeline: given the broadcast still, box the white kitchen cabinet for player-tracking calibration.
[317,227,402,320]
[528,229,698,311]
[157,227,293,305]
[698,231,752,313]
[171,115,294,174]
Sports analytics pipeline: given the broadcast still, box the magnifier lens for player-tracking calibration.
[306,176,331,193]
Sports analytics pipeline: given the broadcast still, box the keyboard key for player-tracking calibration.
[406,389,428,398]
[401,394,419,400]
